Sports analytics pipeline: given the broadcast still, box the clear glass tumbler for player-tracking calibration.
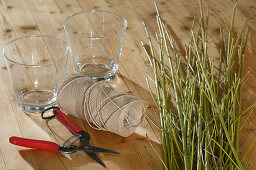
[64,10,127,81]
[3,35,69,113]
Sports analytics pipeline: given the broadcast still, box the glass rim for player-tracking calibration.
[63,10,128,39]
[3,35,70,67]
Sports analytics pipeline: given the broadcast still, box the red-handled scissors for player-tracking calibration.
[9,107,120,167]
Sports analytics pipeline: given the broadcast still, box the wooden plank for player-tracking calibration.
[0,79,33,170]
[0,1,34,170]
[0,0,69,169]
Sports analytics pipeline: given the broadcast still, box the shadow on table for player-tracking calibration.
[18,129,161,170]
[18,148,118,170]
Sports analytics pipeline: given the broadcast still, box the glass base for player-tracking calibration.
[18,103,57,114]
[78,62,118,82]
[17,89,57,113]
[78,70,117,82]
[89,73,116,82]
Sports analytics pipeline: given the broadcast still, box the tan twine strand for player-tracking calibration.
[57,74,146,137]
[101,86,145,127]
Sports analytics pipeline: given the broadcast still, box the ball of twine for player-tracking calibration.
[56,74,145,137]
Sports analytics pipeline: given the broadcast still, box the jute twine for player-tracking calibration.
[56,74,145,137]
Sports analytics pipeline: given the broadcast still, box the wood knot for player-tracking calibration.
[5,29,12,33]
[7,6,12,9]
[120,139,126,143]
[215,28,221,34]
[136,137,144,141]
[182,25,190,31]
[66,4,71,7]
[2,66,7,70]
[41,59,48,63]
[20,25,38,30]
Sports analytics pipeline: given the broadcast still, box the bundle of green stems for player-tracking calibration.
[142,2,253,170]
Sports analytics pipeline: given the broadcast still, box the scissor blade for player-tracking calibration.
[85,150,106,167]
[89,146,120,155]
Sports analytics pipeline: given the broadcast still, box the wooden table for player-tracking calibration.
[0,0,256,169]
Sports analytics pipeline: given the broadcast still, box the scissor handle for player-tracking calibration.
[9,136,59,152]
[53,108,83,135]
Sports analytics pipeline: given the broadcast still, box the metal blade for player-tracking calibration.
[62,134,82,148]
[88,146,120,155]
[84,150,106,167]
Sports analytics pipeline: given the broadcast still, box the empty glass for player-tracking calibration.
[64,10,127,81]
[3,35,69,113]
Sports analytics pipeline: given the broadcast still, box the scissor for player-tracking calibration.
[9,107,120,167]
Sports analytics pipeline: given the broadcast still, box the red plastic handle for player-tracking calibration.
[9,136,59,152]
[53,108,83,135]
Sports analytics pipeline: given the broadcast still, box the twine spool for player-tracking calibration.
[56,74,145,137]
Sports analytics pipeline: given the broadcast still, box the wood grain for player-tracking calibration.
[0,0,255,169]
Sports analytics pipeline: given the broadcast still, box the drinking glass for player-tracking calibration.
[64,10,127,81]
[3,35,69,113]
